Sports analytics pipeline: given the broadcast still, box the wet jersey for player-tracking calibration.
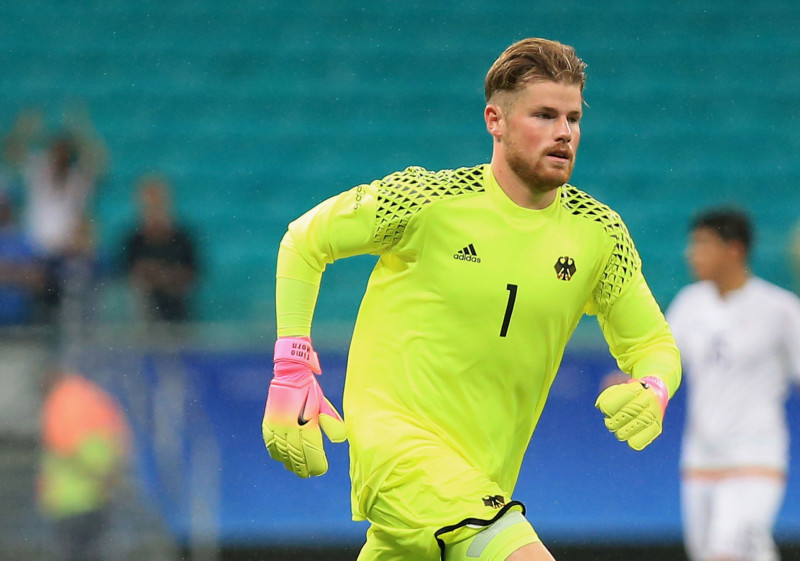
[275,164,681,520]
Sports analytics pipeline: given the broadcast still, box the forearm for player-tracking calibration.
[607,322,681,398]
[600,274,682,398]
[275,230,325,336]
[276,277,319,337]
[626,336,681,398]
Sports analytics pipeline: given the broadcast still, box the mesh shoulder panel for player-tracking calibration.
[374,165,485,251]
[560,185,641,313]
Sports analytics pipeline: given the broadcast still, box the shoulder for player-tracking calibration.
[559,185,629,239]
[674,281,716,303]
[668,282,713,316]
[376,165,486,202]
[748,277,800,312]
[371,166,487,251]
[676,281,714,299]
[559,186,641,276]
[560,186,620,221]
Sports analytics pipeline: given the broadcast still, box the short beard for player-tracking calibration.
[506,148,571,193]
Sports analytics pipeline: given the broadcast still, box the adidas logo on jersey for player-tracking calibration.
[453,243,481,263]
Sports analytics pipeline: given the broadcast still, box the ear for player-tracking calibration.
[484,103,504,139]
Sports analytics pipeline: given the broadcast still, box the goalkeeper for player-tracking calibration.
[263,37,681,561]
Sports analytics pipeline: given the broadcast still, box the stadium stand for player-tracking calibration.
[1,1,798,323]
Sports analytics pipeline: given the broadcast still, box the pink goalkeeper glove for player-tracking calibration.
[262,337,346,478]
[595,375,669,451]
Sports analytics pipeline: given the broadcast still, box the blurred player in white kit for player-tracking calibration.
[667,207,800,561]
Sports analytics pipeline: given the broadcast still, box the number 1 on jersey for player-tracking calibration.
[500,283,518,337]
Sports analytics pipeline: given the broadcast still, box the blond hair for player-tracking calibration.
[485,38,587,102]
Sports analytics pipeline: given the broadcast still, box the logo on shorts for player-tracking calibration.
[554,256,576,281]
[482,495,505,509]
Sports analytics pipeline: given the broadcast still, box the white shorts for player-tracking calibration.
[681,475,785,561]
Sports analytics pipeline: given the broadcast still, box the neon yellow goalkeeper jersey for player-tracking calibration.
[276,164,680,522]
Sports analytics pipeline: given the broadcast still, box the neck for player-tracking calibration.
[491,157,558,210]
[715,267,750,297]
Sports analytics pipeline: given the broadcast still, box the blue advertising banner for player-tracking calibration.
[100,347,800,547]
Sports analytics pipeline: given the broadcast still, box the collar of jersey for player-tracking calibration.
[484,165,561,223]
[715,276,755,303]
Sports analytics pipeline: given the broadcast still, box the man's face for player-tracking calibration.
[493,80,583,192]
[687,227,733,281]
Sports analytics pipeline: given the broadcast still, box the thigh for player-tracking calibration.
[361,446,523,560]
[681,478,713,561]
[445,510,541,561]
[357,523,440,561]
[357,519,547,561]
[505,542,556,561]
[367,446,515,533]
[708,477,784,561]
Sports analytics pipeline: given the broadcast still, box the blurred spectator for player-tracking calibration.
[3,104,108,324]
[3,103,108,186]
[122,174,199,323]
[37,367,130,561]
[23,134,96,257]
[0,190,47,325]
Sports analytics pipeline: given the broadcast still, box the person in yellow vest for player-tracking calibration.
[38,368,130,561]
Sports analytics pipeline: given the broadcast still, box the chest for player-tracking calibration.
[676,296,785,371]
[388,203,609,334]
[132,234,190,264]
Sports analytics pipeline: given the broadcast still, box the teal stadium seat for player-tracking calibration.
[1,0,799,323]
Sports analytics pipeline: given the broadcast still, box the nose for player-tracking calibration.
[555,117,572,143]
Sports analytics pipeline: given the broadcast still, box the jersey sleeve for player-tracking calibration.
[586,214,682,397]
[275,166,485,337]
[275,180,382,337]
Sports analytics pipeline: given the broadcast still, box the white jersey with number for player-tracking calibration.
[667,277,800,470]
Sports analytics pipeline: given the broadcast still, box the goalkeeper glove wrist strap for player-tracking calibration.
[274,336,321,374]
[635,375,669,415]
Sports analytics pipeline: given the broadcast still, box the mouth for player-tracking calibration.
[546,148,571,162]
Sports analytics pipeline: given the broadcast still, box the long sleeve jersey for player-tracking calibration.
[276,164,681,519]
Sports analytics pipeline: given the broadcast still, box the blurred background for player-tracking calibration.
[1,0,800,560]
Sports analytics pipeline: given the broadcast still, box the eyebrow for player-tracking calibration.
[536,105,582,117]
